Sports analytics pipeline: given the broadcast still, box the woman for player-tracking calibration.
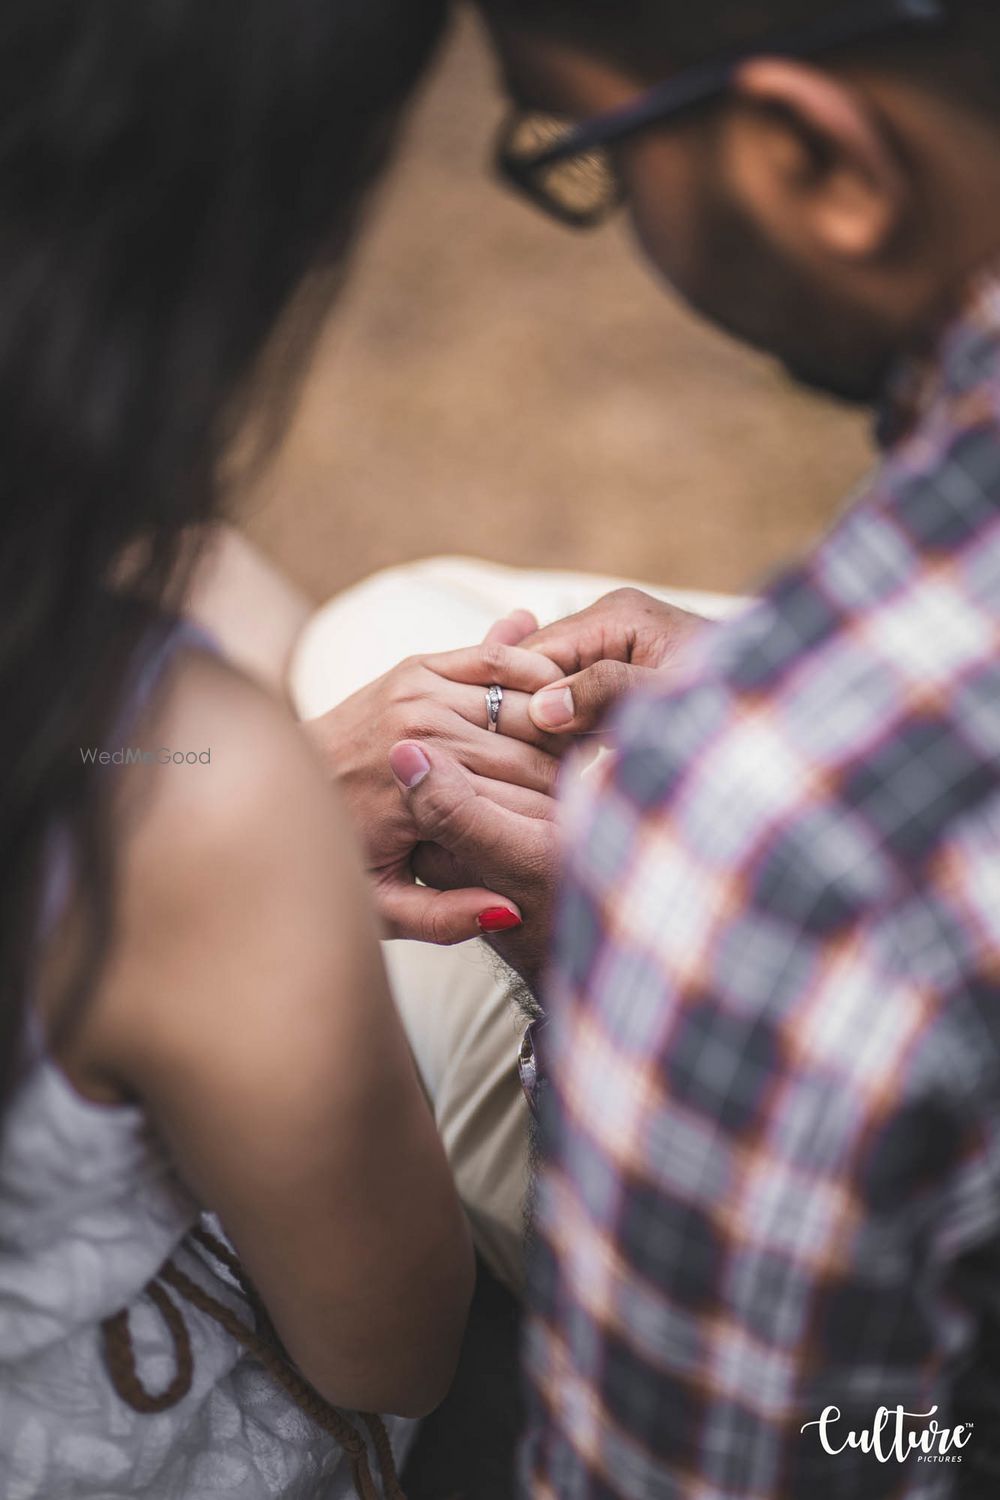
[0,3,536,1495]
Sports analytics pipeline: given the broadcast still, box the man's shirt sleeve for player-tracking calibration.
[522,677,1000,1499]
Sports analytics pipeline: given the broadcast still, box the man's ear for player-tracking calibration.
[726,57,908,261]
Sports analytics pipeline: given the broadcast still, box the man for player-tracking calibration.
[389,1,1000,1493]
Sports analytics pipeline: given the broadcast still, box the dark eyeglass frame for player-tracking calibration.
[497,0,948,229]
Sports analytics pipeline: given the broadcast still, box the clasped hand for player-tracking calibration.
[306,590,708,985]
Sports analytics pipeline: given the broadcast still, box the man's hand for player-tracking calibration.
[514,588,711,736]
[303,626,565,945]
[388,741,561,989]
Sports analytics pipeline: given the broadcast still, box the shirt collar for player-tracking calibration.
[877,257,1000,450]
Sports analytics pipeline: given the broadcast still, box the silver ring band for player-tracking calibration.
[486,684,503,734]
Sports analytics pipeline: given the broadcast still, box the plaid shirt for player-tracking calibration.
[523,269,1000,1499]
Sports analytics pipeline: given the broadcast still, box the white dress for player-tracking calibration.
[0,991,416,1500]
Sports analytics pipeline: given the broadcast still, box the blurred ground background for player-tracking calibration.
[244,10,873,605]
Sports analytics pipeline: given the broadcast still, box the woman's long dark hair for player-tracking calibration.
[0,0,448,1117]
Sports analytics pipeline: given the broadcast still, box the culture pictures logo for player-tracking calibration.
[800,1406,973,1466]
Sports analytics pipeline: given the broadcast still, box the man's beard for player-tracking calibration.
[674,186,897,408]
[778,342,895,407]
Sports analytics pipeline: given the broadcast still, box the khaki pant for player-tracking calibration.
[288,556,740,1291]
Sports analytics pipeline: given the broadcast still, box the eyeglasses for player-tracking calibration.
[496,0,947,230]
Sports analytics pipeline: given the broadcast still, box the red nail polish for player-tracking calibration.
[477,908,522,933]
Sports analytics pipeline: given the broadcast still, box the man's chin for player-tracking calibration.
[776,349,890,408]
[693,290,890,407]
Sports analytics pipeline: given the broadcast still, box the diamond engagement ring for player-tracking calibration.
[486,684,504,734]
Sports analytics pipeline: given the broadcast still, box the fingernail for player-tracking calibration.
[531,687,575,729]
[477,907,523,933]
[389,743,431,789]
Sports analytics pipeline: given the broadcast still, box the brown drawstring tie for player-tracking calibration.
[100,1226,405,1500]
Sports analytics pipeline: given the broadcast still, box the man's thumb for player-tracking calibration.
[528,661,654,734]
[388,740,488,854]
[388,740,434,791]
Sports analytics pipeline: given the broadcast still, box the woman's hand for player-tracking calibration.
[303,626,566,944]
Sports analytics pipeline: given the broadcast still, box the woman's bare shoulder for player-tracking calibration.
[126,645,318,852]
[73,644,381,1097]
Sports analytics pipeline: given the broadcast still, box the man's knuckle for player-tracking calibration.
[417,786,472,846]
[591,658,623,692]
[417,782,453,827]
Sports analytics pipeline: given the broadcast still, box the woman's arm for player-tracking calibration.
[70,649,474,1418]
